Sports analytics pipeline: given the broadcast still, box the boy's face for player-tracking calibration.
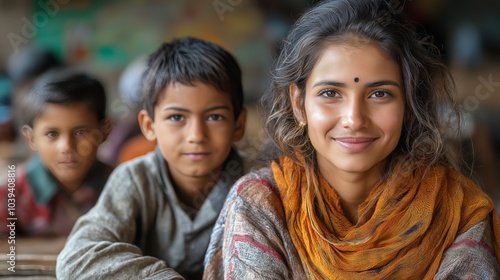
[139,82,246,183]
[24,103,109,192]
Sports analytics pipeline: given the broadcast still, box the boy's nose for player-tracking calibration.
[186,119,208,143]
[59,135,76,153]
[341,99,369,131]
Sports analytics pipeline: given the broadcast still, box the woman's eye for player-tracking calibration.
[208,114,224,121]
[319,89,339,98]
[370,90,391,98]
[168,114,184,121]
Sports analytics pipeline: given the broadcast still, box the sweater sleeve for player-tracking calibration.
[435,218,500,279]
[56,161,184,280]
[203,171,305,280]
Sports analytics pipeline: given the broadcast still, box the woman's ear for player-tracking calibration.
[22,125,38,152]
[138,109,157,141]
[232,107,247,142]
[289,84,306,124]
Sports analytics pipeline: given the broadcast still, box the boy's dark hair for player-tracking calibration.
[142,37,243,120]
[23,69,107,127]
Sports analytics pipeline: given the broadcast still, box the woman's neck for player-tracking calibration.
[319,161,384,224]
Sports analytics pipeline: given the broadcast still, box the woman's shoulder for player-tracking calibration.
[220,166,288,231]
[232,167,280,199]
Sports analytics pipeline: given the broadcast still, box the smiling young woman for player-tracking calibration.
[203,0,500,279]
[289,41,406,223]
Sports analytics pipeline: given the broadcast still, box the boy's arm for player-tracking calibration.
[56,164,184,280]
[203,174,305,280]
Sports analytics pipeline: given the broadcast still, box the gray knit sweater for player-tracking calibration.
[57,148,244,280]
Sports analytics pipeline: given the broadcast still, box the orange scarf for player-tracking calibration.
[272,156,500,279]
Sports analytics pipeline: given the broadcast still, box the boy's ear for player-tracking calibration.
[289,84,306,124]
[99,119,113,143]
[233,107,247,142]
[22,125,38,152]
[138,109,157,141]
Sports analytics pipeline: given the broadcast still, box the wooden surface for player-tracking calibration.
[0,237,66,279]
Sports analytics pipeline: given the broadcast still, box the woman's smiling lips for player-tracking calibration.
[334,137,377,152]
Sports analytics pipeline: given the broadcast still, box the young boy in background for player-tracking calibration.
[56,37,247,280]
[0,70,112,236]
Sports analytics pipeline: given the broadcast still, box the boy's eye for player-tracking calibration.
[46,131,58,138]
[369,90,391,98]
[75,129,90,136]
[208,114,224,121]
[168,114,184,122]
[319,89,339,98]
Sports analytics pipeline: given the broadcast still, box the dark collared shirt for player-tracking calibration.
[0,155,111,236]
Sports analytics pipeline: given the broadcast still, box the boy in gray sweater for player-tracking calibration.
[56,37,247,280]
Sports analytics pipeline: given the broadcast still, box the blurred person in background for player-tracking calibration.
[0,69,113,237]
[2,46,63,167]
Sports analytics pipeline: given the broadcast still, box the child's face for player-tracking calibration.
[291,42,405,180]
[24,103,106,191]
[140,82,245,183]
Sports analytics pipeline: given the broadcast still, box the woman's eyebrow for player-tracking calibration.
[312,80,401,88]
[365,80,401,88]
[312,80,346,88]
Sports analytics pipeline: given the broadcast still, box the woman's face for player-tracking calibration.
[292,42,405,180]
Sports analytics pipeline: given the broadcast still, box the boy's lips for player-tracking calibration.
[58,160,80,168]
[183,152,211,161]
[334,137,377,152]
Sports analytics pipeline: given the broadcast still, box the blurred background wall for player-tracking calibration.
[0,0,499,199]
[0,0,309,103]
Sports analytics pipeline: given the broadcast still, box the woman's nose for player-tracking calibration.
[341,99,369,130]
